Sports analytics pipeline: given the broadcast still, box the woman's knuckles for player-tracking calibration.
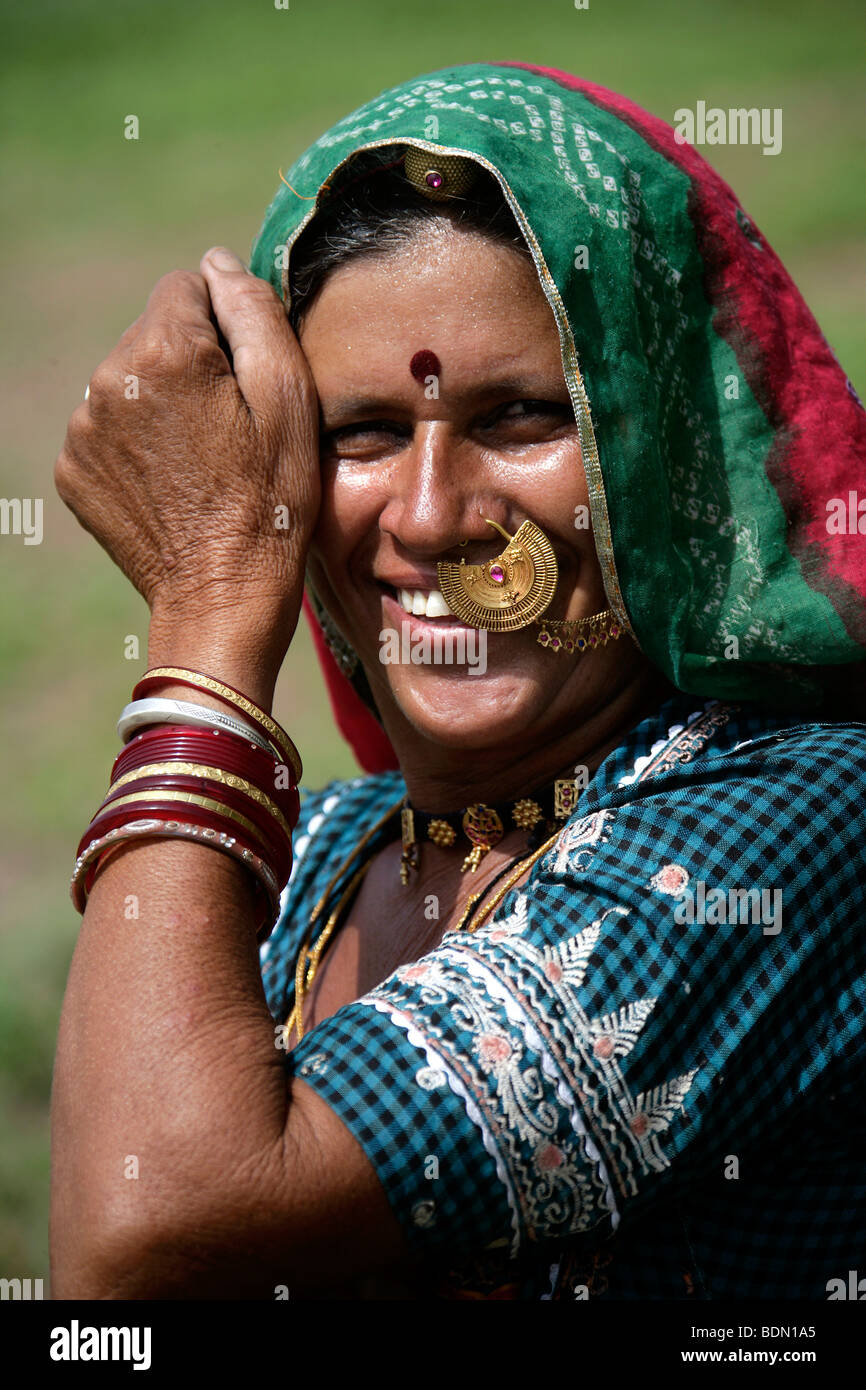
[124,327,225,385]
[144,269,212,321]
[54,264,320,604]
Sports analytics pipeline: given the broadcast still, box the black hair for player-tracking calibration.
[287,145,531,332]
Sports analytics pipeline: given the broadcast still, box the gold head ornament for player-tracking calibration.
[403,146,479,202]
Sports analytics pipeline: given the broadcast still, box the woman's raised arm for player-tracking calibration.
[50,254,408,1297]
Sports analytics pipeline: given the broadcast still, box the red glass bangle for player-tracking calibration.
[111,727,300,824]
[100,773,292,861]
[113,723,268,775]
[109,753,299,836]
[80,803,272,884]
[82,812,268,898]
[95,774,292,878]
[132,669,302,784]
[84,824,290,899]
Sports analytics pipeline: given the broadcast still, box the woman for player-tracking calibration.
[51,62,866,1300]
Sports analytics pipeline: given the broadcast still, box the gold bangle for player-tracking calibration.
[109,761,294,841]
[91,789,267,847]
[139,667,303,784]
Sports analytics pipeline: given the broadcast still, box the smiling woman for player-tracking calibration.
[295,187,649,766]
[51,62,866,1302]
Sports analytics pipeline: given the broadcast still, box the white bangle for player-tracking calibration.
[117,698,275,755]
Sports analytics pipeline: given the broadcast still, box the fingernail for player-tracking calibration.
[206,247,243,271]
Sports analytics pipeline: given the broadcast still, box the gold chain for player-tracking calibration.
[463,829,561,932]
[285,860,373,1044]
[282,796,403,1046]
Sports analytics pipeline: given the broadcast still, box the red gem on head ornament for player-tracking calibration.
[410,349,441,383]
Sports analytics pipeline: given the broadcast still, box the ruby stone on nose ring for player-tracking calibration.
[436,517,558,633]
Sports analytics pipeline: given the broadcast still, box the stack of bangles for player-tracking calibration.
[69,668,302,943]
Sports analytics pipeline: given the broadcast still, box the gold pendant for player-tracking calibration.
[437,518,558,632]
[403,148,479,202]
[427,817,457,847]
[461,844,488,873]
[461,803,504,873]
[400,805,419,885]
[512,797,543,830]
[554,779,580,819]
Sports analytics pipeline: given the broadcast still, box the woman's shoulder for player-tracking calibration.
[292,769,406,863]
[586,691,866,808]
[531,694,866,923]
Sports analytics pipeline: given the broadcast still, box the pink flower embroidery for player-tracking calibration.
[544,960,563,983]
[536,1143,565,1171]
[593,1035,615,1060]
[478,1033,512,1065]
[630,1112,649,1137]
[650,863,689,897]
[401,962,430,981]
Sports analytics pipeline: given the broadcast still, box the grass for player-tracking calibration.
[1,0,863,1282]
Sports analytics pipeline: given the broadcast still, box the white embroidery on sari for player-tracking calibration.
[543,810,612,875]
[360,900,697,1253]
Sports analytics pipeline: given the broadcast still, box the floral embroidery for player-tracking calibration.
[650,863,690,896]
[416,1066,447,1090]
[366,895,698,1255]
[399,961,432,982]
[412,1199,436,1227]
[487,895,530,941]
[544,810,612,875]
[297,1051,329,1077]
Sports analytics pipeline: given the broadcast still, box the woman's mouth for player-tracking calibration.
[379,584,476,631]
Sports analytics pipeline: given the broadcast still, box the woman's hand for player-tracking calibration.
[54,247,320,673]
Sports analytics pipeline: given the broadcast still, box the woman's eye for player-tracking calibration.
[321,422,410,455]
[485,400,572,427]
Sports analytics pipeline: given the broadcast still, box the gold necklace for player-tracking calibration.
[282,797,403,1046]
[457,828,561,934]
[282,814,562,1046]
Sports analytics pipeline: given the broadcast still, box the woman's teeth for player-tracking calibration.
[397,588,452,618]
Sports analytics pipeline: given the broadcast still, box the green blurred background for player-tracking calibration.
[1,0,863,1284]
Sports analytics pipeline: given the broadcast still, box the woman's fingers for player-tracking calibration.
[199,246,314,425]
[141,268,219,339]
[55,253,320,629]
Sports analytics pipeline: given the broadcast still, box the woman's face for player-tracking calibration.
[298,221,645,752]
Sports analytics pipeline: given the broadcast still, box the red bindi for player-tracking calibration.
[409,349,441,383]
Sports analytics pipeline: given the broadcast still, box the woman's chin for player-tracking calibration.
[381,665,548,750]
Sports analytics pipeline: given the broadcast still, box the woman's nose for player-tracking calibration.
[378,422,500,557]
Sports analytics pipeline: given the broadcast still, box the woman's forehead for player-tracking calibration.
[297,232,561,378]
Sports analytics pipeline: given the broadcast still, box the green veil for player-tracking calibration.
[250,62,866,765]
